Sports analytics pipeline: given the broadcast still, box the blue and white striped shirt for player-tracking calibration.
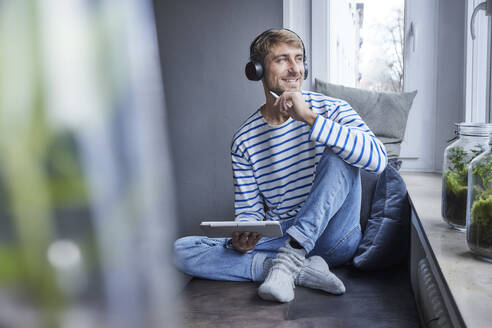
[231,91,387,223]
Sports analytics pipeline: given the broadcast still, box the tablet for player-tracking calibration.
[200,221,283,238]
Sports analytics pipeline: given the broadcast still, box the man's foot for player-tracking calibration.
[295,256,345,295]
[258,239,306,303]
[263,255,346,295]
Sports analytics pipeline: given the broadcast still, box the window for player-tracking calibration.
[308,0,405,91]
[358,0,405,92]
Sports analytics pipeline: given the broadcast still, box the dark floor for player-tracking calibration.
[179,264,421,328]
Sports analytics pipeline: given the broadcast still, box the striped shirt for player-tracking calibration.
[231,91,387,223]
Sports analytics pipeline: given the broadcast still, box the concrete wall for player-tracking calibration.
[153,0,282,236]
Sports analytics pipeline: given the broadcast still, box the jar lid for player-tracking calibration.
[455,122,492,137]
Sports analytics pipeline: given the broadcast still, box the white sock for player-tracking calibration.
[263,256,345,295]
[295,256,345,295]
[258,239,306,303]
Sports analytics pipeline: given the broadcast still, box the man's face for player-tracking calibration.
[262,42,304,94]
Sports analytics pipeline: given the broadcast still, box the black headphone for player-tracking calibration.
[245,28,308,81]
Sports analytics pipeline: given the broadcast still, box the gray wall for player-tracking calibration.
[153,0,283,236]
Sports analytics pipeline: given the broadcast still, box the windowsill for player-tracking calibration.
[401,172,492,327]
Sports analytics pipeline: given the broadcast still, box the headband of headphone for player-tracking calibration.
[245,28,308,81]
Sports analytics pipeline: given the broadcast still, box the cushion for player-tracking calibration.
[314,79,417,159]
[359,170,378,232]
[353,164,410,270]
[359,158,403,231]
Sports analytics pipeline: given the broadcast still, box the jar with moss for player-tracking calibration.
[466,136,492,262]
[442,123,492,231]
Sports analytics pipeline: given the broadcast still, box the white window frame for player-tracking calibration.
[310,0,331,87]
[283,0,350,89]
[283,0,313,89]
[465,0,492,123]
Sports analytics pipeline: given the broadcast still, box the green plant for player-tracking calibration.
[447,146,468,177]
[471,195,492,226]
[443,145,485,226]
[469,152,492,253]
[472,153,492,194]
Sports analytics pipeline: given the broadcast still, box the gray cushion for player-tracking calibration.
[353,164,410,270]
[314,79,417,159]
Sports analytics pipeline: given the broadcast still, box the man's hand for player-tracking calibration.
[231,232,262,253]
[274,91,317,126]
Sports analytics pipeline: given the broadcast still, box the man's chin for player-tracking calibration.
[276,85,302,94]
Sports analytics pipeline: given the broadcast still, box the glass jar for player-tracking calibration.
[466,136,492,262]
[442,123,492,231]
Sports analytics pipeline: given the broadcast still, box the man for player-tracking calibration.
[174,29,387,303]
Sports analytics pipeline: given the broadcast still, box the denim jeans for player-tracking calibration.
[174,148,362,282]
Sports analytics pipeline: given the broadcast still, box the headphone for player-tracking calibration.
[245,28,308,81]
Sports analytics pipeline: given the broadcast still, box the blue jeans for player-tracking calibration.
[174,148,362,282]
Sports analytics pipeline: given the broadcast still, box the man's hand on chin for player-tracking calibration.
[274,91,317,126]
[231,231,262,253]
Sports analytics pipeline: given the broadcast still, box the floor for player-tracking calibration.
[179,264,421,328]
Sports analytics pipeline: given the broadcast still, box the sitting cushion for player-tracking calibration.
[359,158,402,231]
[353,164,410,270]
[359,170,378,232]
[314,79,417,159]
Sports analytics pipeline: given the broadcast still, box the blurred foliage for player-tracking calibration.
[0,1,90,326]
[0,246,25,284]
[45,133,88,208]
[0,0,174,326]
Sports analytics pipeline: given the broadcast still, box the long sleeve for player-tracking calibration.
[231,151,265,222]
[308,100,388,174]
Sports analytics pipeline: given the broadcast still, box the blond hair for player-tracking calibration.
[250,29,304,64]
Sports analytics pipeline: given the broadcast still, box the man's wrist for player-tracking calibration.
[303,112,317,127]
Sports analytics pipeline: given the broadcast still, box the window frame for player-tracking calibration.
[465,0,492,123]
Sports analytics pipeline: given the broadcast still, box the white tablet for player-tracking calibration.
[200,221,283,238]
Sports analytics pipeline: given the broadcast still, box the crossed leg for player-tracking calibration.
[174,148,362,282]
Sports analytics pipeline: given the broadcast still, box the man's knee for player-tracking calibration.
[315,150,361,199]
[319,148,360,179]
[174,236,198,250]
[173,236,200,273]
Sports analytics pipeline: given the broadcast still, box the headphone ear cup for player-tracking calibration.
[304,65,308,80]
[245,61,264,81]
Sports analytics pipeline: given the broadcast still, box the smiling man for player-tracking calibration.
[174,29,388,303]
